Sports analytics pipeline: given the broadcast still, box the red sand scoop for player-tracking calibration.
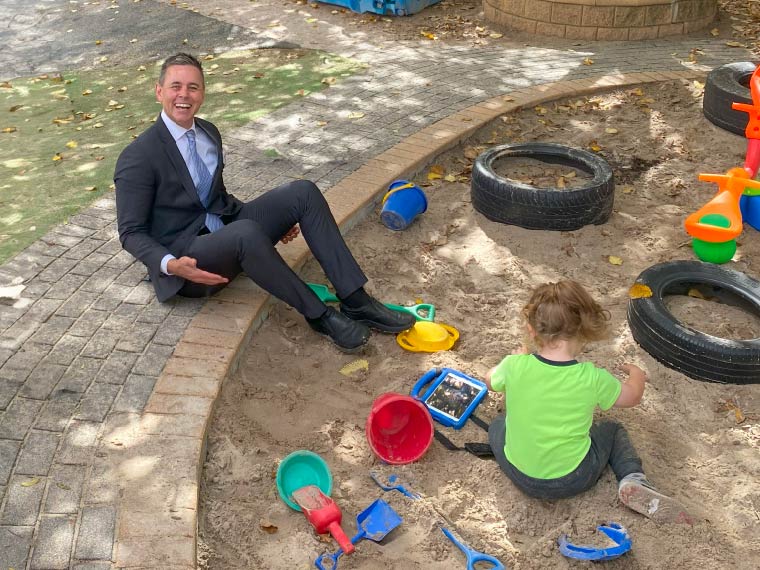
[291,485,355,555]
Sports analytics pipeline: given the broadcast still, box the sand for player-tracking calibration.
[198,80,760,569]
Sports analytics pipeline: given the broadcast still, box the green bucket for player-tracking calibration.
[276,450,333,511]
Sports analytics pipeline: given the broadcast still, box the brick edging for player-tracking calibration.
[110,70,703,568]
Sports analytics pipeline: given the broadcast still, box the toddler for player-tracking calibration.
[485,280,691,523]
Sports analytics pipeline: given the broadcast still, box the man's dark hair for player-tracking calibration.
[158,53,204,85]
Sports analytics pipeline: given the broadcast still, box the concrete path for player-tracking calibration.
[0,0,751,568]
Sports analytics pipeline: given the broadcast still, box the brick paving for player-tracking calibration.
[0,0,752,568]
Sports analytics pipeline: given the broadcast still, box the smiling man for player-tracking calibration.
[114,53,414,352]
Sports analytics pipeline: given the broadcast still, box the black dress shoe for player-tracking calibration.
[340,297,416,333]
[307,307,370,353]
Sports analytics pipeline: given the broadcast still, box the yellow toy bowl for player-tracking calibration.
[396,321,459,352]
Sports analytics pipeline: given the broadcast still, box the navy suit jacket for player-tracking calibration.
[114,115,243,301]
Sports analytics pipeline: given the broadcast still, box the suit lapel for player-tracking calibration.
[155,114,202,206]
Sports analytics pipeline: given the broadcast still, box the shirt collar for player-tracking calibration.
[161,110,196,142]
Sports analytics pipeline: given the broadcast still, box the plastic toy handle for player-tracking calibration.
[441,528,505,570]
[410,368,439,398]
[382,182,415,204]
[384,302,436,322]
[397,335,423,352]
[314,549,342,570]
[327,522,354,555]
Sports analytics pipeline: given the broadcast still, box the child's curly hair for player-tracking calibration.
[522,280,610,348]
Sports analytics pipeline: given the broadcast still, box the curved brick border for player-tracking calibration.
[107,70,703,568]
[483,0,718,40]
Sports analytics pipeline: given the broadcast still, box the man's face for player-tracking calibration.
[155,64,205,129]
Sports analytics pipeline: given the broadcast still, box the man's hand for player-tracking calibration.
[167,256,229,285]
[280,225,300,244]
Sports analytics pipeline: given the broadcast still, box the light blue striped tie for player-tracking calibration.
[186,129,223,233]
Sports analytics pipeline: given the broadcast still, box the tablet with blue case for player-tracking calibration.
[410,368,488,429]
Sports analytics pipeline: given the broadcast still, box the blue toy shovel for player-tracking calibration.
[307,283,436,322]
[314,498,402,570]
[441,526,505,570]
[558,523,632,561]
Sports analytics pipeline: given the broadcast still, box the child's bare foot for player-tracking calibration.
[618,473,693,525]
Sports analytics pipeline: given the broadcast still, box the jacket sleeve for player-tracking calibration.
[114,141,172,273]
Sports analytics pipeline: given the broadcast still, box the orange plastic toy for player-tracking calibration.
[731,65,760,177]
[684,167,760,242]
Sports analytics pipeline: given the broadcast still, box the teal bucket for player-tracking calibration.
[276,450,333,511]
[380,180,428,231]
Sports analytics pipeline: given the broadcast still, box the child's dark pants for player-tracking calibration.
[488,416,643,500]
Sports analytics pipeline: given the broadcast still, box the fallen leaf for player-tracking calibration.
[107,99,120,107]
[305,17,318,23]
[605,127,619,134]
[260,519,279,534]
[589,141,602,152]
[420,31,437,40]
[725,41,746,47]
[710,27,719,36]
[82,89,93,96]
[347,111,365,119]
[204,54,215,60]
[95,155,105,161]
[85,186,97,192]
[582,57,594,65]
[118,86,128,92]
[321,77,336,85]
[622,186,634,194]
[429,164,445,176]
[93,122,104,128]
[137,65,146,71]
[263,148,279,158]
[56,483,71,490]
[628,88,644,97]
[52,153,63,161]
[95,39,102,45]
[130,38,138,43]
[444,174,457,182]
[608,255,623,265]
[629,283,653,299]
[489,33,503,38]
[295,89,310,96]
[21,478,40,487]
[502,96,515,102]
[316,120,328,127]
[0,81,12,89]
[9,105,24,112]
[339,359,369,376]
[534,106,548,115]
[65,140,78,149]
[687,287,705,300]
[2,127,17,133]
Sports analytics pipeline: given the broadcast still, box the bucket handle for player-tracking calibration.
[382,182,416,204]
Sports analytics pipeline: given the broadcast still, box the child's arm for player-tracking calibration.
[613,363,647,408]
[485,366,497,391]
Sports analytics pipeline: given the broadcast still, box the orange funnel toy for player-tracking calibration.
[685,167,760,242]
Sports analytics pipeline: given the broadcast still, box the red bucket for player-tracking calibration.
[366,393,434,465]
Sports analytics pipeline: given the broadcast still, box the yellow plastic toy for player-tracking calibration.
[396,321,459,353]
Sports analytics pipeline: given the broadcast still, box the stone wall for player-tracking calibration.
[483,0,718,40]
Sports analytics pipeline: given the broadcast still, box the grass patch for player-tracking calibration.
[0,49,364,265]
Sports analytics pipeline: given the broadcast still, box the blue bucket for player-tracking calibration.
[380,180,428,231]
[741,194,760,231]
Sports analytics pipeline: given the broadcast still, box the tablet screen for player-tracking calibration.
[424,372,483,420]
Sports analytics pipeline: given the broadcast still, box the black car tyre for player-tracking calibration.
[627,260,760,384]
[470,143,614,231]
[702,62,757,136]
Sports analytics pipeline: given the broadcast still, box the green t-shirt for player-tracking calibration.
[490,353,622,479]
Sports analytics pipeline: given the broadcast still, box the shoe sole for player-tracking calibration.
[311,330,370,354]
[353,319,415,333]
[618,483,693,525]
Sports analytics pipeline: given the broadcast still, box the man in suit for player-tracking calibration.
[115,53,414,352]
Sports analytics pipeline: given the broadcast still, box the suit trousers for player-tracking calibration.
[179,179,367,318]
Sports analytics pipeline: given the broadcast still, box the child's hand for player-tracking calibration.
[620,363,647,382]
